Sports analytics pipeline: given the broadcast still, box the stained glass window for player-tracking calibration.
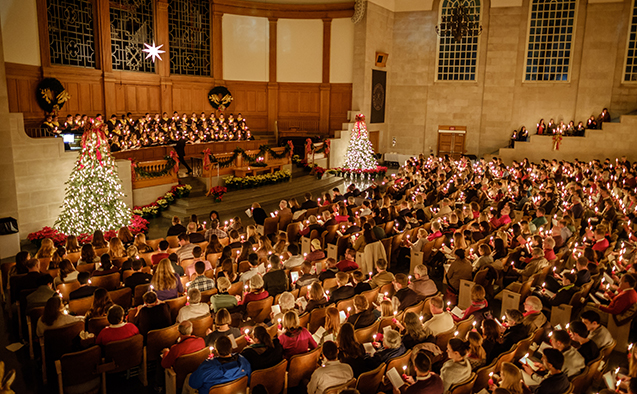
[168,0,211,76]
[436,0,481,82]
[624,0,637,82]
[47,0,96,68]
[524,0,577,82]
[110,0,155,73]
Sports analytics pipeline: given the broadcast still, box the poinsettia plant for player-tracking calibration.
[209,186,228,202]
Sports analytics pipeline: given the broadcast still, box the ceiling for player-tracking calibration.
[240,0,351,3]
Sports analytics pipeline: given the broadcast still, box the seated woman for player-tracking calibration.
[472,244,494,272]
[466,331,487,370]
[36,238,55,260]
[131,291,172,337]
[440,338,473,393]
[317,307,341,345]
[445,249,472,302]
[378,299,395,318]
[453,284,488,322]
[150,258,184,301]
[216,258,238,284]
[84,288,114,329]
[337,322,367,378]
[272,292,300,323]
[65,235,81,254]
[368,329,406,368]
[396,311,430,349]
[482,319,504,364]
[108,237,126,259]
[353,224,375,253]
[205,308,241,347]
[277,311,317,359]
[54,259,79,288]
[205,234,224,255]
[244,226,258,245]
[241,324,284,371]
[346,295,377,329]
[240,275,269,305]
[490,362,531,394]
[133,233,154,253]
[301,282,328,314]
[92,230,108,249]
[91,254,120,277]
[210,277,238,313]
[77,244,99,266]
[118,226,135,248]
[49,246,67,269]
[37,296,84,337]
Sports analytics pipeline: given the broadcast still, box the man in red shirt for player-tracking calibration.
[160,320,206,369]
[591,228,610,253]
[598,274,637,315]
[96,305,139,345]
[336,248,359,272]
[151,240,170,265]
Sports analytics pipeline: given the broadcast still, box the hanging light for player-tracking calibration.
[435,1,483,43]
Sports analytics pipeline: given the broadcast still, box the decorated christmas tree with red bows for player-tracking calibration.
[343,113,377,170]
[55,120,130,234]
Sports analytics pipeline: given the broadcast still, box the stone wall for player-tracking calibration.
[353,0,637,158]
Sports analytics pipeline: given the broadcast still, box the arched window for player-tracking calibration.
[168,0,211,76]
[624,0,637,82]
[524,0,577,82]
[47,0,96,68]
[110,0,155,73]
[436,0,481,82]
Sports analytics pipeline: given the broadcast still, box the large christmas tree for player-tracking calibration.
[343,113,377,170]
[55,121,131,235]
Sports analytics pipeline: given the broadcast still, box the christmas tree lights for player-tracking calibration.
[343,113,377,170]
[55,121,131,235]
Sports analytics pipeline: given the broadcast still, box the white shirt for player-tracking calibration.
[423,311,455,337]
[176,303,210,323]
[307,360,353,394]
[239,267,259,284]
[284,255,304,269]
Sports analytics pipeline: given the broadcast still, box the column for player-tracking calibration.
[267,18,278,134]
[155,0,173,112]
[319,18,332,135]
[212,11,224,81]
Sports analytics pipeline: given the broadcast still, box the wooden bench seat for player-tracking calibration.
[234,164,283,177]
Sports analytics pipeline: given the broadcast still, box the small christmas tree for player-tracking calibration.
[55,120,131,235]
[343,113,377,170]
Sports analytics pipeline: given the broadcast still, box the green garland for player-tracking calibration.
[206,144,292,168]
[133,155,177,178]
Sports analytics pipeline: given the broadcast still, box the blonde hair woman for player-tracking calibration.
[467,331,487,370]
[108,237,126,259]
[273,233,288,255]
[150,258,183,301]
[240,275,269,305]
[36,238,55,259]
[493,362,526,394]
[256,236,274,262]
[303,282,327,313]
[133,233,153,253]
[379,299,394,317]
[245,225,258,244]
[278,311,317,359]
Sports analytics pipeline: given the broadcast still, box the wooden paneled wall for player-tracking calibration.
[6,0,354,137]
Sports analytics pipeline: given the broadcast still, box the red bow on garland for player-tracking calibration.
[169,150,180,173]
[305,139,313,155]
[202,148,211,170]
[287,140,294,157]
[324,140,331,155]
[127,158,136,181]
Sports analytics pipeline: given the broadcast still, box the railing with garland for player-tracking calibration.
[128,154,179,189]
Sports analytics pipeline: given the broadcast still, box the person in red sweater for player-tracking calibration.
[152,240,170,265]
[277,311,317,359]
[598,274,637,315]
[336,248,359,272]
[96,305,139,346]
[591,228,609,253]
[160,320,206,369]
[240,275,269,305]
[454,284,488,322]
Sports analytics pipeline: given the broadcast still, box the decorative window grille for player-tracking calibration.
[524,0,577,82]
[47,0,96,68]
[624,0,637,82]
[168,0,211,76]
[436,0,481,82]
[110,0,155,73]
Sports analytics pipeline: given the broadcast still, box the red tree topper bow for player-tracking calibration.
[169,150,180,173]
[355,113,365,122]
[202,148,211,170]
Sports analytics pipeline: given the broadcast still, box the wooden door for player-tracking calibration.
[437,128,466,159]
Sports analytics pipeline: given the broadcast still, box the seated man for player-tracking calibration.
[125,257,152,291]
[580,310,614,349]
[422,296,454,337]
[69,272,99,300]
[512,247,549,283]
[399,351,443,394]
[26,274,55,312]
[409,264,438,298]
[204,219,227,241]
[11,258,42,303]
[131,291,172,336]
[352,270,372,294]
[189,261,216,292]
[184,335,251,393]
[522,348,569,393]
[346,295,377,329]
[187,222,205,243]
[574,256,591,287]
[307,341,353,394]
[262,255,289,299]
[295,261,319,290]
[336,248,359,272]
[392,273,422,311]
[318,258,339,281]
[176,233,196,261]
[568,321,599,365]
[239,253,261,284]
[521,296,547,332]
[596,273,637,316]
[283,243,304,269]
[370,259,395,289]
[177,288,211,322]
[185,246,212,279]
[226,230,242,250]
[96,305,139,345]
[151,240,170,266]
[544,272,579,307]
[496,309,528,355]
[550,329,585,379]
[161,320,206,369]
[328,272,356,304]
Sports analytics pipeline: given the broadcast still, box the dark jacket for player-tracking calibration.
[549,285,579,307]
[533,372,570,394]
[167,224,187,236]
[354,282,372,294]
[497,324,528,353]
[263,270,288,298]
[241,339,284,371]
[69,285,99,300]
[301,200,318,210]
[575,269,591,287]
[135,303,172,337]
[252,208,268,226]
[394,287,423,311]
[329,285,356,305]
[125,272,153,291]
[346,310,377,329]
[189,232,206,244]
[577,340,599,365]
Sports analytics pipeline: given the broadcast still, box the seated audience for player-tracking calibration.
[151,258,184,301]
[96,305,139,345]
[241,324,284,371]
[132,291,172,336]
[177,288,210,322]
[210,277,238,313]
[37,296,83,337]
[307,341,353,394]
[409,264,438,298]
[277,311,318,359]
[69,272,99,300]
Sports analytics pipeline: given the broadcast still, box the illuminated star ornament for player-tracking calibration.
[142,42,165,63]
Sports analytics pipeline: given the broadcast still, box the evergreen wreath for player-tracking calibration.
[36,78,71,114]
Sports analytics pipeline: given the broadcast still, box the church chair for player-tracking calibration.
[324,377,356,394]
[322,224,339,246]
[513,333,535,360]
[585,355,603,390]
[94,248,109,257]
[455,315,476,340]
[336,234,352,261]
[165,347,209,394]
[57,281,80,302]
[167,247,179,255]
[55,345,109,394]
[89,272,120,291]
[402,299,425,318]
[263,216,279,237]
[17,288,36,339]
[308,307,327,334]
[227,280,244,296]
[473,360,497,393]
[111,257,128,269]
[219,237,230,247]
[41,320,84,384]
[361,287,380,310]
[237,261,250,274]
[433,328,455,363]
[206,253,222,269]
[298,311,310,329]
[76,263,95,274]
[38,258,52,272]
[103,334,147,386]
[448,372,477,394]
[166,295,188,323]
[245,296,273,323]
[286,222,301,243]
[378,316,398,333]
[86,316,109,337]
[207,375,248,394]
[287,346,322,389]
[379,282,395,298]
[355,362,385,394]
[570,366,588,394]
[378,350,413,392]
[122,270,134,281]
[250,359,287,394]
[494,348,517,373]
[66,252,81,264]
[138,252,154,266]
[69,295,94,316]
[354,320,380,343]
[267,322,278,338]
[234,334,248,353]
[109,287,132,310]
[189,315,214,338]
[322,277,338,292]
[390,233,405,266]
[180,259,194,272]
[165,236,180,248]
[200,288,218,304]
[278,213,293,233]
[380,238,393,265]
[146,324,180,363]
[336,297,355,313]
[146,238,163,251]
[26,306,45,360]
[133,283,151,306]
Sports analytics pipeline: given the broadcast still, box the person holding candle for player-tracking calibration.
[241,324,284,371]
[453,284,488,322]
[488,362,530,394]
[568,320,599,365]
[239,275,269,306]
[370,259,395,288]
[422,296,454,336]
[328,272,356,304]
[396,351,443,394]
[440,338,472,393]
[160,320,205,369]
[580,310,614,349]
[346,295,378,329]
[318,307,341,345]
[302,282,328,313]
[335,323,367,377]
[294,261,319,289]
[352,270,372,294]
[262,255,289,298]
[368,328,406,368]
[177,288,210,322]
[277,311,317,359]
[307,340,353,394]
